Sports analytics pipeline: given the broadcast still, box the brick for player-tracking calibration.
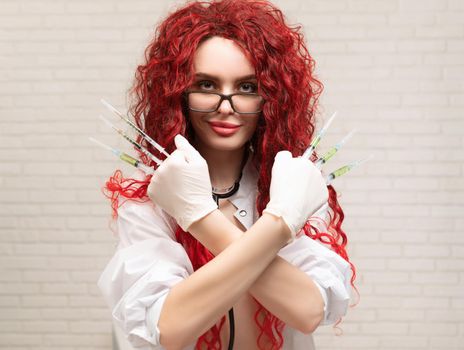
[0,283,40,295]
[361,322,408,334]
[444,67,464,80]
[41,204,91,216]
[451,299,464,308]
[0,308,41,320]
[430,232,464,244]
[0,295,21,307]
[75,29,123,41]
[378,308,425,321]
[41,283,88,295]
[348,0,397,12]
[69,321,109,333]
[41,308,88,320]
[59,243,113,256]
[23,162,71,175]
[0,321,21,333]
[14,244,59,256]
[410,322,458,336]
[348,41,396,53]
[424,285,464,297]
[452,246,464,257]
[381,231,429,244]
[389,13,436,25]
[339,14,387,25]
[401,297,449,309]
[362,272,409,284]
[0,270,21,281]
[402,93,449,106]
[22,271,70,282]
[424,54,464,65]
[66,2,113,13]
[300,2,347,12]
[426,310,464,322]
[399,0,446,11]
[416,26,463,38]
[42,334,109,346]
[411,272,459,284]
[87,307,111,320]
[22,296,68,307]
[380,336,428,347]
[0,2,20,14]
[393,178,439,190]
[0,334,43,346]
[382,205,430,217]
[38,231,88,243]
[430,336,464,348]
[397,40,446,53]
[69,296,104,307]
[450,94,464,106]
[435,259,464,272]
[403,245,450,258]
[417,192,464,205]
[70,271,101,282]
[355,244,402,258]
[388,259,435,271]
[22,321,68,333]
[311,26,366,40]
[430,205,464,217]
[448,39,464,52]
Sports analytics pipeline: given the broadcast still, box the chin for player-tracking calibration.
[201,134,250,152]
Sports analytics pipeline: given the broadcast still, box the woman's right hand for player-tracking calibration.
[263,151,328,241]
[147,135,218,232]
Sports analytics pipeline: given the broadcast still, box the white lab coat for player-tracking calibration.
[98,157,352,349]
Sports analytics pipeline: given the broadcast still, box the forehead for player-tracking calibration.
[193,36,255,78]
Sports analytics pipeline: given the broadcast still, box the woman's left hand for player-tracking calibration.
[147,135,218,231]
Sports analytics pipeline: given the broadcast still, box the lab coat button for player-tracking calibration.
[239,210,247,217]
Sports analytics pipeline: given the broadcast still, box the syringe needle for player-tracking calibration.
[100,99,170,158]
[315,129,357,168]
[302,111,337,159]
[99,115,162,165]
[88,137,155,175]
[325,154,373,185]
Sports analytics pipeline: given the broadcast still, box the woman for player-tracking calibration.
[98,0,355,349]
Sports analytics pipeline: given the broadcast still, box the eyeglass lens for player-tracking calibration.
[188,92,262,113]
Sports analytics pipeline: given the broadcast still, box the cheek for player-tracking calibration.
[242,117,259,136]
[187,113,205,133]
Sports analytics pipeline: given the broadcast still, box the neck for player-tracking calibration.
[194,141,246,190]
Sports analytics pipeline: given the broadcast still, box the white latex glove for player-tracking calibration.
[147,135,218,231]
[263,151,328,242]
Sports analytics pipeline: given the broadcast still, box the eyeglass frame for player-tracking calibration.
[184,90,265,115]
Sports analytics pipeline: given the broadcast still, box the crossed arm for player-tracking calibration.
[158,209,324,349]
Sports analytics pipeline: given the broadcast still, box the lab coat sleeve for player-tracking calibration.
[97,200,193,349]
[278,212,352,325]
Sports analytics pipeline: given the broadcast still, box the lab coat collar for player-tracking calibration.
[227,154,259,230]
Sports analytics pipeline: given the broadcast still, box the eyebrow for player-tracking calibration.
[194,72,257,81]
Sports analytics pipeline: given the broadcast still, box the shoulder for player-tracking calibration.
[116,171,179,248]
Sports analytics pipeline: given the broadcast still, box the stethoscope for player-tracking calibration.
[210,148,249,349]
[212,182,240,350]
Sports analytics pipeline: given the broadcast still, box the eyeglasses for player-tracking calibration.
[185,91,264,114]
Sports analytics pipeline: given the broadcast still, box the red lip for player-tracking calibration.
[208,121,241,128]
[208,121,241,137]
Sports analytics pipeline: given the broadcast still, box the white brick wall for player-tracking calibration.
[0,0,462,349]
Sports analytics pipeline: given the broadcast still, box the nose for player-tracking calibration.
[217,98,234,114]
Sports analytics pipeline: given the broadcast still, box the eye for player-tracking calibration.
[239,82,258,93]
[197,80,215,90]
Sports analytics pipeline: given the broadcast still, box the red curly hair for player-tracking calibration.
[105,0,357,348]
